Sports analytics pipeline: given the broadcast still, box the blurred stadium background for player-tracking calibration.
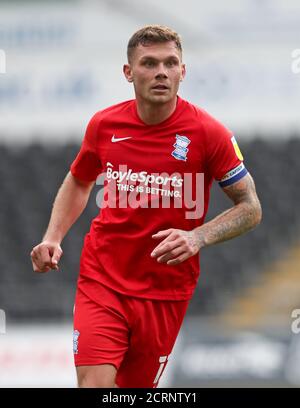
[1,0,300,387]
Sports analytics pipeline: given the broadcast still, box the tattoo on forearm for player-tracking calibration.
[194,174,262,248]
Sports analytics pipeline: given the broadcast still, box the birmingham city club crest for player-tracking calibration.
[171,135,191,161]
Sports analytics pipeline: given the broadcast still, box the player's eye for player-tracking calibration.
[166,60,178,67]
[143,60,156,67]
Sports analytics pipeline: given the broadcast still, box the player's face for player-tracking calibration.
[124,41,185,105]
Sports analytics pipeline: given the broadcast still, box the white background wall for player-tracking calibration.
[0,0,300,142]
[0,323,178,387]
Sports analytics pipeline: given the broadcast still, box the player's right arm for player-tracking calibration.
[31,111,102,273]
[30,172,95,273]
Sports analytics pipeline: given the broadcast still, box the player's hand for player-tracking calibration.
[30,241,63,273]
[151,228,200,265]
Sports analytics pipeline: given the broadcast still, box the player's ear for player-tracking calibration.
[180,63,186,81]
[123,64,133,83]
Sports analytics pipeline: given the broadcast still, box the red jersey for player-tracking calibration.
[70,96,247,300]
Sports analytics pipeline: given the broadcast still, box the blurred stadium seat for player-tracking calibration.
[1,137,300,322]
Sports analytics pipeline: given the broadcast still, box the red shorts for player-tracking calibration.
[73,276,189,388]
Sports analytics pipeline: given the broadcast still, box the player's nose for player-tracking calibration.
[155,63,168,79]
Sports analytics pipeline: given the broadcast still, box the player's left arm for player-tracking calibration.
[194,172,262,248]
[151,173,262,265]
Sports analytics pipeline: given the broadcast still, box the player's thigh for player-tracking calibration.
[76,364,117,388]
[116,298,189,388]
[73,285,130,377]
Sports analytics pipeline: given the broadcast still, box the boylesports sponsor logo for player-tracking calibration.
[106,162,183,188]
[96,163,205,219]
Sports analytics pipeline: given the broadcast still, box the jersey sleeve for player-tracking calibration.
[203,114,248,187]
[70,112,103,182]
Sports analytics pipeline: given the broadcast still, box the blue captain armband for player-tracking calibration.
[218,163,248,187]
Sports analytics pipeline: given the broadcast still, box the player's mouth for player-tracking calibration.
[151,84,169,92]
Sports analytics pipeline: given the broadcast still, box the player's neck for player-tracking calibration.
[136,96,177,125]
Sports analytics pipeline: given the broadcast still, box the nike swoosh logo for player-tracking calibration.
[111,135,132,143]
